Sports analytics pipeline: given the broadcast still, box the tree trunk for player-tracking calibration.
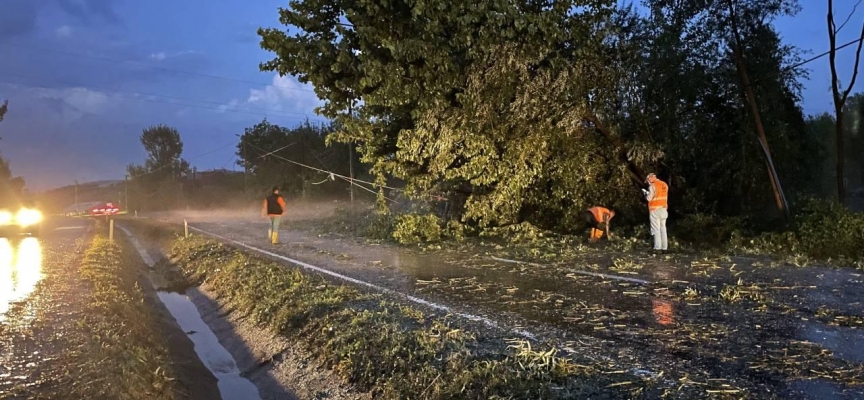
[828,0,864,205]
[836,111,846,204]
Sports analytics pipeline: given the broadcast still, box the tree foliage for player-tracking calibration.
[808,94,864,203]
[0,153,25,201]
[0,100,7,124]
[127,125,190,210]
[237,119,366,199]
[258,0,826,230]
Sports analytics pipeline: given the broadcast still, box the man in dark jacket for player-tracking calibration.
[262,186,286,244]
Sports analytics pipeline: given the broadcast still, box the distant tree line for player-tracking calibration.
[123,120,372,211]
[236,119,371,200]
[0,99,27,201]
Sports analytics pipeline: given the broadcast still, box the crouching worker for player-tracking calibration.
[583,206,615,243]
[262,186,286,244]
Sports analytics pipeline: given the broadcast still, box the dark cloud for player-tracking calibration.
[0,0,39,40]
[0,0,121,42]
[55,0,120,24]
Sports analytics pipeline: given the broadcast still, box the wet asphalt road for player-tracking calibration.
[148,210,864,399]
[0,217,90,399]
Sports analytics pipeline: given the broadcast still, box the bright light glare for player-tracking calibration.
[16,209,42,227]
[0,238,43,321]
[0,211,12,226]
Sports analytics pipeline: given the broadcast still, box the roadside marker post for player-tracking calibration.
[184,219,189,238]
[109,219,115,243]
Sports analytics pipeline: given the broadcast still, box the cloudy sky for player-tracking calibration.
[0,0,861,190]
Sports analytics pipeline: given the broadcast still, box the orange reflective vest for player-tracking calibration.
[648,180,668,211]
[588,206,613,223]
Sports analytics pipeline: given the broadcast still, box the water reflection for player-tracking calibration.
[0,238,44,321]
[652,299,675,326]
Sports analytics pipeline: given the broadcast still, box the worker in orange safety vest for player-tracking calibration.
[642,173,669,252]
[262,186,287,244]
[584,206,615,242]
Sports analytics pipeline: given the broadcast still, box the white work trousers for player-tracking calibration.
[649,208,668,250]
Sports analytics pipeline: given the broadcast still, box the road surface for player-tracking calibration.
[0,217,90,398]
[150,208,864,399]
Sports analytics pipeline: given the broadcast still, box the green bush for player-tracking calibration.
[750,198,864,263]
[391,214,443,244]
[675,213,746,248]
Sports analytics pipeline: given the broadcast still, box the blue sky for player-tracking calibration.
[0,0,861,190]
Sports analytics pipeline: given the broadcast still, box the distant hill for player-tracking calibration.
[37,169,246,212]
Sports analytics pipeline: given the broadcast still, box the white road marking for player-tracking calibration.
[490,256,652,285]
[157,222,660,379]
[54,226,85,231]
[187,225,532,337]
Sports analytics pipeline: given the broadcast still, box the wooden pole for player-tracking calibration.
[726,0,790,222]
[184,219,189,238]
[109,219,114,243]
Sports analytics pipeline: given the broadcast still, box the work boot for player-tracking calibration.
[271,231,279,245]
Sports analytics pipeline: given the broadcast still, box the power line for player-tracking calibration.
[753,36,864,86]
[0,43,316,93]
[244,141,433,203]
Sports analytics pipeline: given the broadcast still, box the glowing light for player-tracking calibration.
[0,238,44,321]
[16,209,43,227]
[0,211,12,226]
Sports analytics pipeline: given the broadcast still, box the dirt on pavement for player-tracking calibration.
[144,204,864,399]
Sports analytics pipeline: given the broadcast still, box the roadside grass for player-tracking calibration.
[69,234,179,399]
[165,233,655,399]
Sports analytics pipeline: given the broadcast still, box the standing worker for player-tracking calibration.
[262,186,286,244]
[642,173,669,253]
[584,206,615,242]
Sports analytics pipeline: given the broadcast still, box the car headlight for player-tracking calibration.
[0,211,12,226]
[16,209,42,227]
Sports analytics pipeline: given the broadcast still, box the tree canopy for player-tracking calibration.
[237,119,366,198]
[127,124,190,181]
[127,124,190,210]
[258,0,834,230]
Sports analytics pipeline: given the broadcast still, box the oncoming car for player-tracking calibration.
[88,202,121,217]
[0,200,43,237]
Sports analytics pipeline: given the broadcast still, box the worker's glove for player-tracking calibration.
[641,189,649,196]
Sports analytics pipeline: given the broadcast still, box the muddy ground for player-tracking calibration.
[144,203,864,399]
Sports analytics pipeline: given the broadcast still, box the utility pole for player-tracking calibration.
[348,100,355,206]
[243,141,248,196]
[125,175,129,212]
[726,0,789,222]
[74,180,78,212]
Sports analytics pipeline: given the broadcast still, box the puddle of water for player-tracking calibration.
[799,322,864,364]
[119,226,260,400]
[157,291,261,400]
[788,379,848,400]
[0,238,43,322]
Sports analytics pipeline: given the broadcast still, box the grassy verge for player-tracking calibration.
[69,234,179,399]
[162,232,654,399]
